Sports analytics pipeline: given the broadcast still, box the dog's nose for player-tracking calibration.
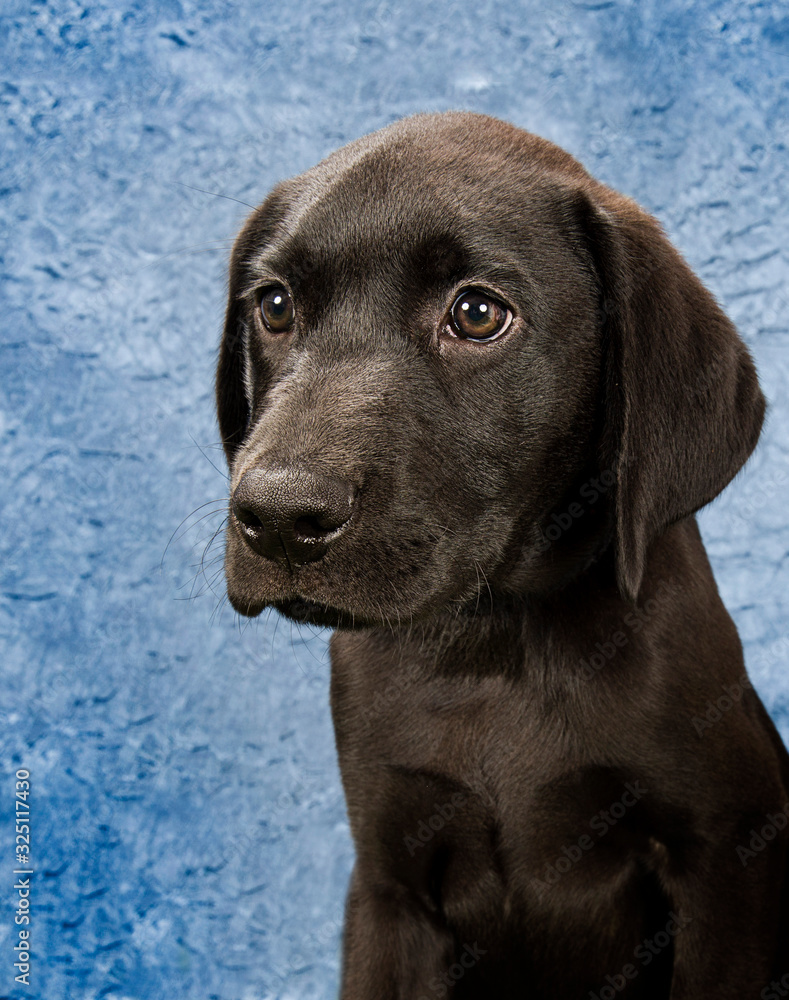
[231,466,357,567]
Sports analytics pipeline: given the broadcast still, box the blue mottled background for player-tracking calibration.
[1,1,787,997]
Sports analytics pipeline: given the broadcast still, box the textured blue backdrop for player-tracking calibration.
[1,2,788,997]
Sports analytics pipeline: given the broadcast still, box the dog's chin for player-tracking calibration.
[226,590,397,630]
[228,582,501,631]
[274,598,382,630]
[225,591,268,619]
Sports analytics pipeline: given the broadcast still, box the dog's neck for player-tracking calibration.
[331,518,718,691]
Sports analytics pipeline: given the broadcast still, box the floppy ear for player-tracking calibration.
[216,188,295,465]
[216,279,250,465]
[579,188,765,602]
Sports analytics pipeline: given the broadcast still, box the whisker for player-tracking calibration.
[162,498,228,567]
[188,433,230,483]
[210,592,230,626]
[132,240,235,275]
[476,559,494,614]
[473,560,483,619]
[288,618,311,678]
[169,179,256,210]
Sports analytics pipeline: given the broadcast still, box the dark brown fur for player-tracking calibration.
[216,112,789,998]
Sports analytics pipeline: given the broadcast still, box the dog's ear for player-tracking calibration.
[216,271,250,465]
[216,191,291,465]
[576,187,765,602]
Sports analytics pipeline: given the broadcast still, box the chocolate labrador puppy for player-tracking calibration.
[216,112,789,998]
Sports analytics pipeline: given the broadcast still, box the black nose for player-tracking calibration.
[231,466,357,568]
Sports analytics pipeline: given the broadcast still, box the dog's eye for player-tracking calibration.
[449,291,512,342]
[259,286,294,333]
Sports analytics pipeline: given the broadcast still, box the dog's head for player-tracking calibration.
[217,112,764,628]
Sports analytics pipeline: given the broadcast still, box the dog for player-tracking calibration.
[216,112,789,998]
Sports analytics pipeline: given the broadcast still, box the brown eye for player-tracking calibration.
[449,290,512,342]
[259,286,294,333]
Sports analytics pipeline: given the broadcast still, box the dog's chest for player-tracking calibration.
[329,637,674,993]
[331,644,654,885]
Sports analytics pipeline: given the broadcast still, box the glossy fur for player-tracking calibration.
[217,112,789,998]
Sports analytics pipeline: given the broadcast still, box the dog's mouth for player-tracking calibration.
[230,583,498,631]
[273,597,380,630]
[222,498,511,629]
[225,593,353,628]
[225,562,494,630]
